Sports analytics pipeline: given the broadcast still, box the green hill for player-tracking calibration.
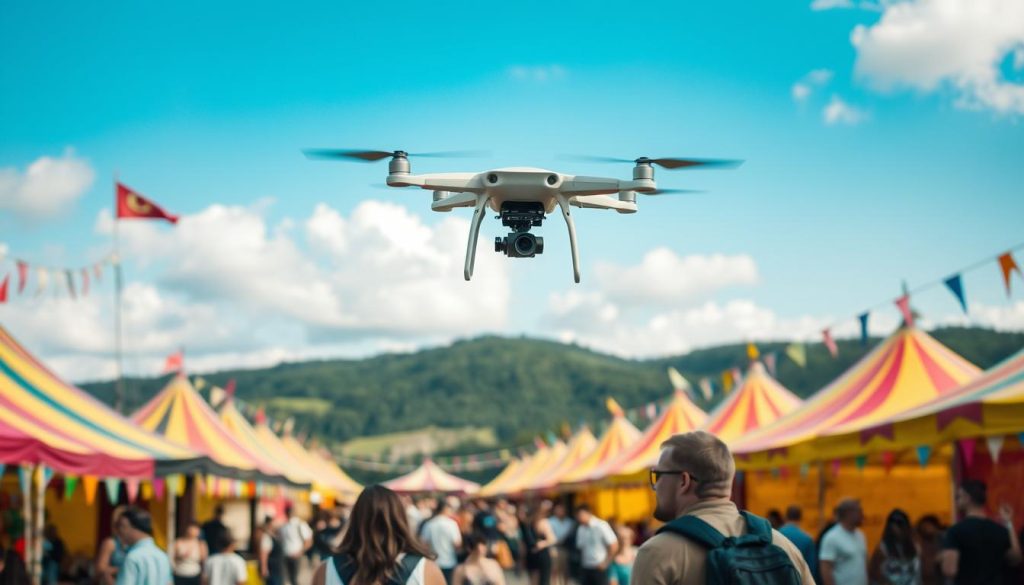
[82,326,1024,451]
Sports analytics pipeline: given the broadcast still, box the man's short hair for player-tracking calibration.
[659,431,735,498]
[215,528,234,552]
[120,507,153,536]
[785,505,802,522]
[961,480,987,506]
[575,504,591,514]
[835,498,861,520]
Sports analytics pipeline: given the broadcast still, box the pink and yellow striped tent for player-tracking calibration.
[133,374,296,484]
[0,324,200,478]
[595,390,708,481]
[558,410,641,486]
[384,458,480,494]
[732,326,981,468]
[279,432,362,497]
[702,361,803,443]
[520,427,598,492]
[218,399,316,488]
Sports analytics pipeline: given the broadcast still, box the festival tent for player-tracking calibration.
[702,361,803,443]
[519,427,598,492]
[732,326,981,468]
[384,458,481,494]
[132,374,299,485]
[217,400,315,488]
[0,324,203,477]
[279,432,362,498]
[479,440,565,497]
[557,408,641,485]
[478,457,526,497]
[594,389,708,480]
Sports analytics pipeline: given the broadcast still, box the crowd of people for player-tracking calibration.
[1,430,1023,584]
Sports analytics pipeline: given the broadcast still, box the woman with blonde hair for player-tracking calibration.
[312,485,446,585]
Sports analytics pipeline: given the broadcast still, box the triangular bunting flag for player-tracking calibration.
[822,329,838,358]
[667,367,690,393]
[0,274,9,304]
[722,370,734,394]
[83,476,99,505]
[64,476,78,500]
[80,268,90,296]
[64,270,76,299]
[0,464,5,479]
[698,378,713,400]
[140,481,153,501]
[916,445,932,467]
[93,263,103,282]
[195,474,205,496]
[104,478,121,505]
[16,261,29,294]
[171,474,186,497]
[831,459,842,476]
[895,294,914,328]
[959,438,977,469]
[786,342,807,368]
[858,313,870,347]
[153,477,166,500]
[998,252,1022,296]
[41,465,54,487]
[746,342,760,360]
[945,274,968,313]
[764,353,778,378]
[882,451,895,473]
[799,464,810,479]
[193,377,208,391]
[125,479,140,503]
[986,436,1005,463]
[855,455,867,471]
[35,268,49,297]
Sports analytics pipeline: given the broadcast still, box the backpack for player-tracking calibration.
[331,553,423,585]
[657,511,802,585]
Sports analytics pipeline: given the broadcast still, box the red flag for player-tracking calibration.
[998,252,1021,296]
[224,378,236,398]
[822,328,838,358]
[0,274,8,303]
[116,182,179,224]
[894,294,914,327]
[163,350,184,374]
[16,261,29,294]
[254,407,267,425]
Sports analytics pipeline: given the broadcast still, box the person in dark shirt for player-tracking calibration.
[201,505,229,556]
[941,480,1022,584]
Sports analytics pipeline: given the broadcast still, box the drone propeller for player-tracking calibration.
[642,188,705,195]
[304,149,489,162]
[562,155,743,170]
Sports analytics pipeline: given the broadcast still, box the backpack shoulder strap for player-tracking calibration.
[739,511,773,544]
[657,515,726,549]
[331,554,357,584]
[391,554,423,584]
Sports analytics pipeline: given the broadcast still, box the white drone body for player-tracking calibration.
[305,150,740,283]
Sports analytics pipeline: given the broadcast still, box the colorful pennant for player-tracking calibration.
[916,445,932,467]
[944,274,968,313]
[764,353,778,377]
[858,313,869,347]
[894,294,914,327]
[786,343,807,368]
[822,329,838,358]
[998,252,1021,296]
[986,436,1005,463]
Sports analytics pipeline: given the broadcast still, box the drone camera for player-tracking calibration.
[495,201,545,258]
[495,232,544,257]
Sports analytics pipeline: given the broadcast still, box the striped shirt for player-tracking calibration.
[117,538,172,585]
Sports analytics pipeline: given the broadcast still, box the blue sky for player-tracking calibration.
[2,0,1023,381]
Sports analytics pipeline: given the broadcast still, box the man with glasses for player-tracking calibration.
[631,431,814,584]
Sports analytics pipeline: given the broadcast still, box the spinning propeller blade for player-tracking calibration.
[304,149,489,162]
[561,154,743,170]
[643,188,705,195]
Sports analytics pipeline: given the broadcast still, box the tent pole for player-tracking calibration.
[32,464,44,585]
[167,489,177,554]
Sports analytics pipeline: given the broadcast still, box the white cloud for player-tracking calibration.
[507,65,566,82]
[0,149,94,219]
[852,0,1024,114]
[593,249,759,308]
[812,0,854,10]
[823,95,869,125]
[792,69,834,102]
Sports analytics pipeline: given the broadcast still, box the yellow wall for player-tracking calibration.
[579,486,656,524]
[746,462,953,548]
[44,484,99,557]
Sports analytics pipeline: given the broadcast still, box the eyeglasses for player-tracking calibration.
[649,468,699,490]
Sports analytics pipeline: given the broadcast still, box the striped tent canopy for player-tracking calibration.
[384,458,480,494]
[218,400,315,488]
[478,457,526,497]
[133,374,298,484]
[520,427,598,492]
[703,361,803,443]
[0,324,202,477]
[733,326,981,468]
[247,415,354,499]
[558,412,642,485]
[279,433,362,497]
[594,390,708,480]
[501,440,568,494]
[808,345,1024,460]
[479,440,563,497]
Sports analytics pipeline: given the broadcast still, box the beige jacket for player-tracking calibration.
[631,500,815,584]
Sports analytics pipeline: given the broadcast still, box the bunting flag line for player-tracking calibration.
[698,377,714,400]
[785,343,807,368]
[822,329,838,358]
[986,436,1005,463]
[894,294,914,327]
[64,476,78,501]
[998,252,1021,296]
[858,313,869,347]
[944,274,968,313]
[746,342,759,360]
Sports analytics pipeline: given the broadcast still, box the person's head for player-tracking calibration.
[284,504,295,519]
[575,504,593,525]
[651,431,735,522]
[882,509,916,558]
[214,504,225,519]
[553,502,567,519]
[956,480,986,513]
[185,521,201,539]
[337,485,435,584]
[766,509,784,529]
[615,524,635,547]
[215,528,234,553]
[115,507,153,546]
[43,524,58,540]
[785,505,802,525]
[835,498,863,529]
[464,532,489,558]
[915,514,943,541]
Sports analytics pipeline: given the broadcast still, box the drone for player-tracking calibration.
[304,149,742,283]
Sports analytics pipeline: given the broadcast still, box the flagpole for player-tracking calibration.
[113,175,125,413]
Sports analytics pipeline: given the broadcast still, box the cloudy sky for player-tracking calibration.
[2,0,1023,382]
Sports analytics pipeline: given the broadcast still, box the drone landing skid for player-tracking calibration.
[462,193,581,283]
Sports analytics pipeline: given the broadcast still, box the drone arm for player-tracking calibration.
[554,193,582,283]
[560,176,655,196]
[464,193,492,281]
[569,195,637,214]
[432,192,478,211]
[388,172,483,192]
